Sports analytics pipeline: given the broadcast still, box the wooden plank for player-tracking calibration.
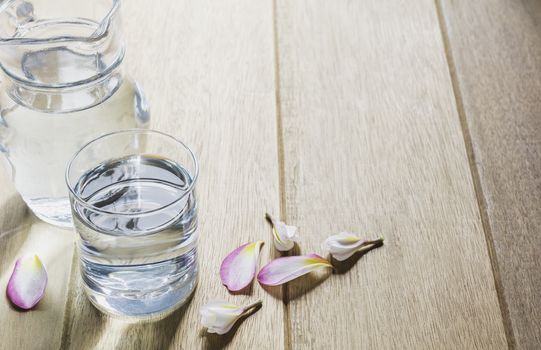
[275,0,508,348]
[0,170,75,349]
[438,0,541,348]
[60,0,284,349]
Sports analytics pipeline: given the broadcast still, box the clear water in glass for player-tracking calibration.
[71,154,198,318]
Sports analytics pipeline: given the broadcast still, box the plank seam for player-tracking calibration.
[271,0,291,349]
[58,244,78,350]
[433,1,515,348]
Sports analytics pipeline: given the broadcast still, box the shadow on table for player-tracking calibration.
[0,193,31,283]
[277,243,331,301]
[59,261,106,350]
[287,270,331,301]
[120,297,192,350]
[331,241,384,274]
[0,192,29,237]
[259,284,283,300]
[61,272,193,350]
[200,302,262,350]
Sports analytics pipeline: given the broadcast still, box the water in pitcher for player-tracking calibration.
[0,2,149,226]
[0,73,148,226]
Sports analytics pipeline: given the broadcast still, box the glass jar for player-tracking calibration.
[0,0,149,227]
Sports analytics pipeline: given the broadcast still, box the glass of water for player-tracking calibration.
[66,129,198,318]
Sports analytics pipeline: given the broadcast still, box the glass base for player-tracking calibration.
[83,271,198,320]
[24,196,73,228]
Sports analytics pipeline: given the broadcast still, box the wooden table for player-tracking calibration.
[1,0,539,349]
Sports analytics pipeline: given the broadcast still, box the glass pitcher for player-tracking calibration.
[0,0,149,227]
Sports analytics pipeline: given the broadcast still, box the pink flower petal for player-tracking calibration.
[257,253,332,286]
[220,241,264,291]
[6,254,48,310]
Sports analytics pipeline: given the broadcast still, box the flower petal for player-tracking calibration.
[200,300,244,334]
[257,253,332,286]
[220,241,264,291]
[200,299,262,335]
[266,213,298,251]
[323,232,384,261]
[6,254,48,309]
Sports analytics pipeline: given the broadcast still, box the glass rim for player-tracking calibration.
[65,128,199,216]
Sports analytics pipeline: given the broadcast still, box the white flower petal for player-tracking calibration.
[200,300,262,335]
[324,232,383,261]
[266,213,298,251]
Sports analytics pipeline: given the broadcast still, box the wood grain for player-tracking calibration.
[0,169,75,350]
[438,0,541,348]
[60,0,284,349]
[275,0,508,348]
[3,0,537,348]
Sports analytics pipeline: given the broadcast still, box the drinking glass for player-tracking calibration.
[66,129,198,318]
